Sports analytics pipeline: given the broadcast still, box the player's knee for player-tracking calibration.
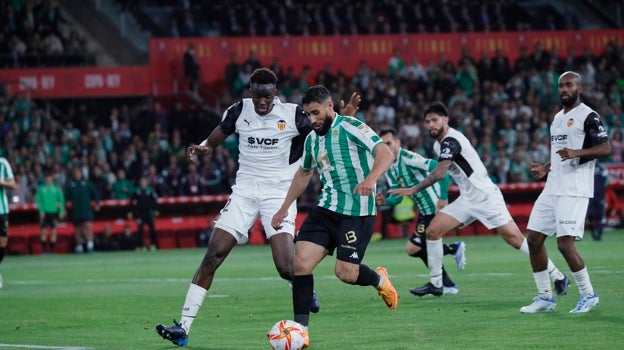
[556,237,575,255]
[334,264,358,284]
[405,243,421,256]
[276,263,293,280]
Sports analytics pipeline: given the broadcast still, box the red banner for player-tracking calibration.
[0,30,622,98]
[0,66,151,98]
[150,30,624,94]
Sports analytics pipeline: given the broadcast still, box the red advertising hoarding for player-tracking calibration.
[0,66,151,98]
[0,30,622,98]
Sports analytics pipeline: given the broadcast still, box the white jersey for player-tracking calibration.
[543,103,609,198]
[219,97,312,183]
[434,127,499,201]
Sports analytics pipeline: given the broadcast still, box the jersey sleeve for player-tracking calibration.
[302,134,317,170]
[289,105,313,165]
[218,101,244,135]
[295,105,312,135]
[343,117,382,152]
[583,112,609,146]
[438,137,462,161]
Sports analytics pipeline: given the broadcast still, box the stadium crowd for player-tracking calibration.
[0,1,622,208]
[152,0,581,38]
[1,38,623,208]
[0,0,95,68]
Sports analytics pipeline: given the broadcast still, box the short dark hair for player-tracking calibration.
[423,101,448,118]
[302,85,332,105]
[249,68,278,85]
[378,128,397,138]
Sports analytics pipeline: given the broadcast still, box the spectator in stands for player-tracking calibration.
[224,52,240,97]
[388,48,405,76]
[183,42,200,97]
[65,167,100,253]
[36,172,66,254]
[0,156,16,288]
[111,168,133,200]
[128,177,159,251]
[90,164,110,200]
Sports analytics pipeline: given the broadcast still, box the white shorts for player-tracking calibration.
[441,191,513,230]
[214,178,297,244]
[527,193,588,238]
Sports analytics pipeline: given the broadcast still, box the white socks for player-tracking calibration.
[519,238,565,282]
[532,270,552,299]
[426,239,444,288]
[572,267,594,296]
[180,284,208,334]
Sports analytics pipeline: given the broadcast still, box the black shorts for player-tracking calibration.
[40,213,59,229]
[0,214,8,237]
[408,213,435,246]
[295,207,376,264]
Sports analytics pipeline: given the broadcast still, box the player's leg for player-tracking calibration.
[50,214,58,253]
[73,218,84,253]
[406,216,462,294]
[268,232,294,280]
[0,215,7,288]
[147,217,157,250]
[84,220,94,252]
[332,214,398,310]
[416,211,462,295]
[136,218,145,250]
[521,194,558,313]
[157,192,258,345]
[554,197,598,313]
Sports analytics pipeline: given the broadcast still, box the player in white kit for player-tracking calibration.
[389,102,568,297]
[520,71,610,314]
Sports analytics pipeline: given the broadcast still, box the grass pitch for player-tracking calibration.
[1,230,622,349]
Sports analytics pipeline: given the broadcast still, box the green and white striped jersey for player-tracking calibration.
[302,114,382,216]
[0,157,15,215]
[384,148,449,216]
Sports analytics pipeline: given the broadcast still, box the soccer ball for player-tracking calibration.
[267,319,306,350]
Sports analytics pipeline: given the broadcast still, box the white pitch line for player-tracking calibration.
[0,344,92,350]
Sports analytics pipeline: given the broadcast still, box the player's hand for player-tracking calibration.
[354,179,375,196]
[127,212,133,220]
[530,162,547,180]
[388,187,417,197]
[375,193,386,206]
[339,92,361,116]
[59,212,66,220]
[271,208,288,230]
[436,199,448,213]
[187,145,211,164]
[556,147,577,161]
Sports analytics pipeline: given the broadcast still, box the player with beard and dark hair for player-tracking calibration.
[388,101,568,299]
[272,85,397,348]
[521,71,610,314]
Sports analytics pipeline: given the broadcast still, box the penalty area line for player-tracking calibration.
[0,344,92,350]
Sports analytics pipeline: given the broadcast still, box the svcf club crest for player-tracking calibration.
[277,120,286,131]
[567,118,574,127]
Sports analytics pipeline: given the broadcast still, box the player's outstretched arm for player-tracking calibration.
[388,159,452,197]
[187,127,229,163]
